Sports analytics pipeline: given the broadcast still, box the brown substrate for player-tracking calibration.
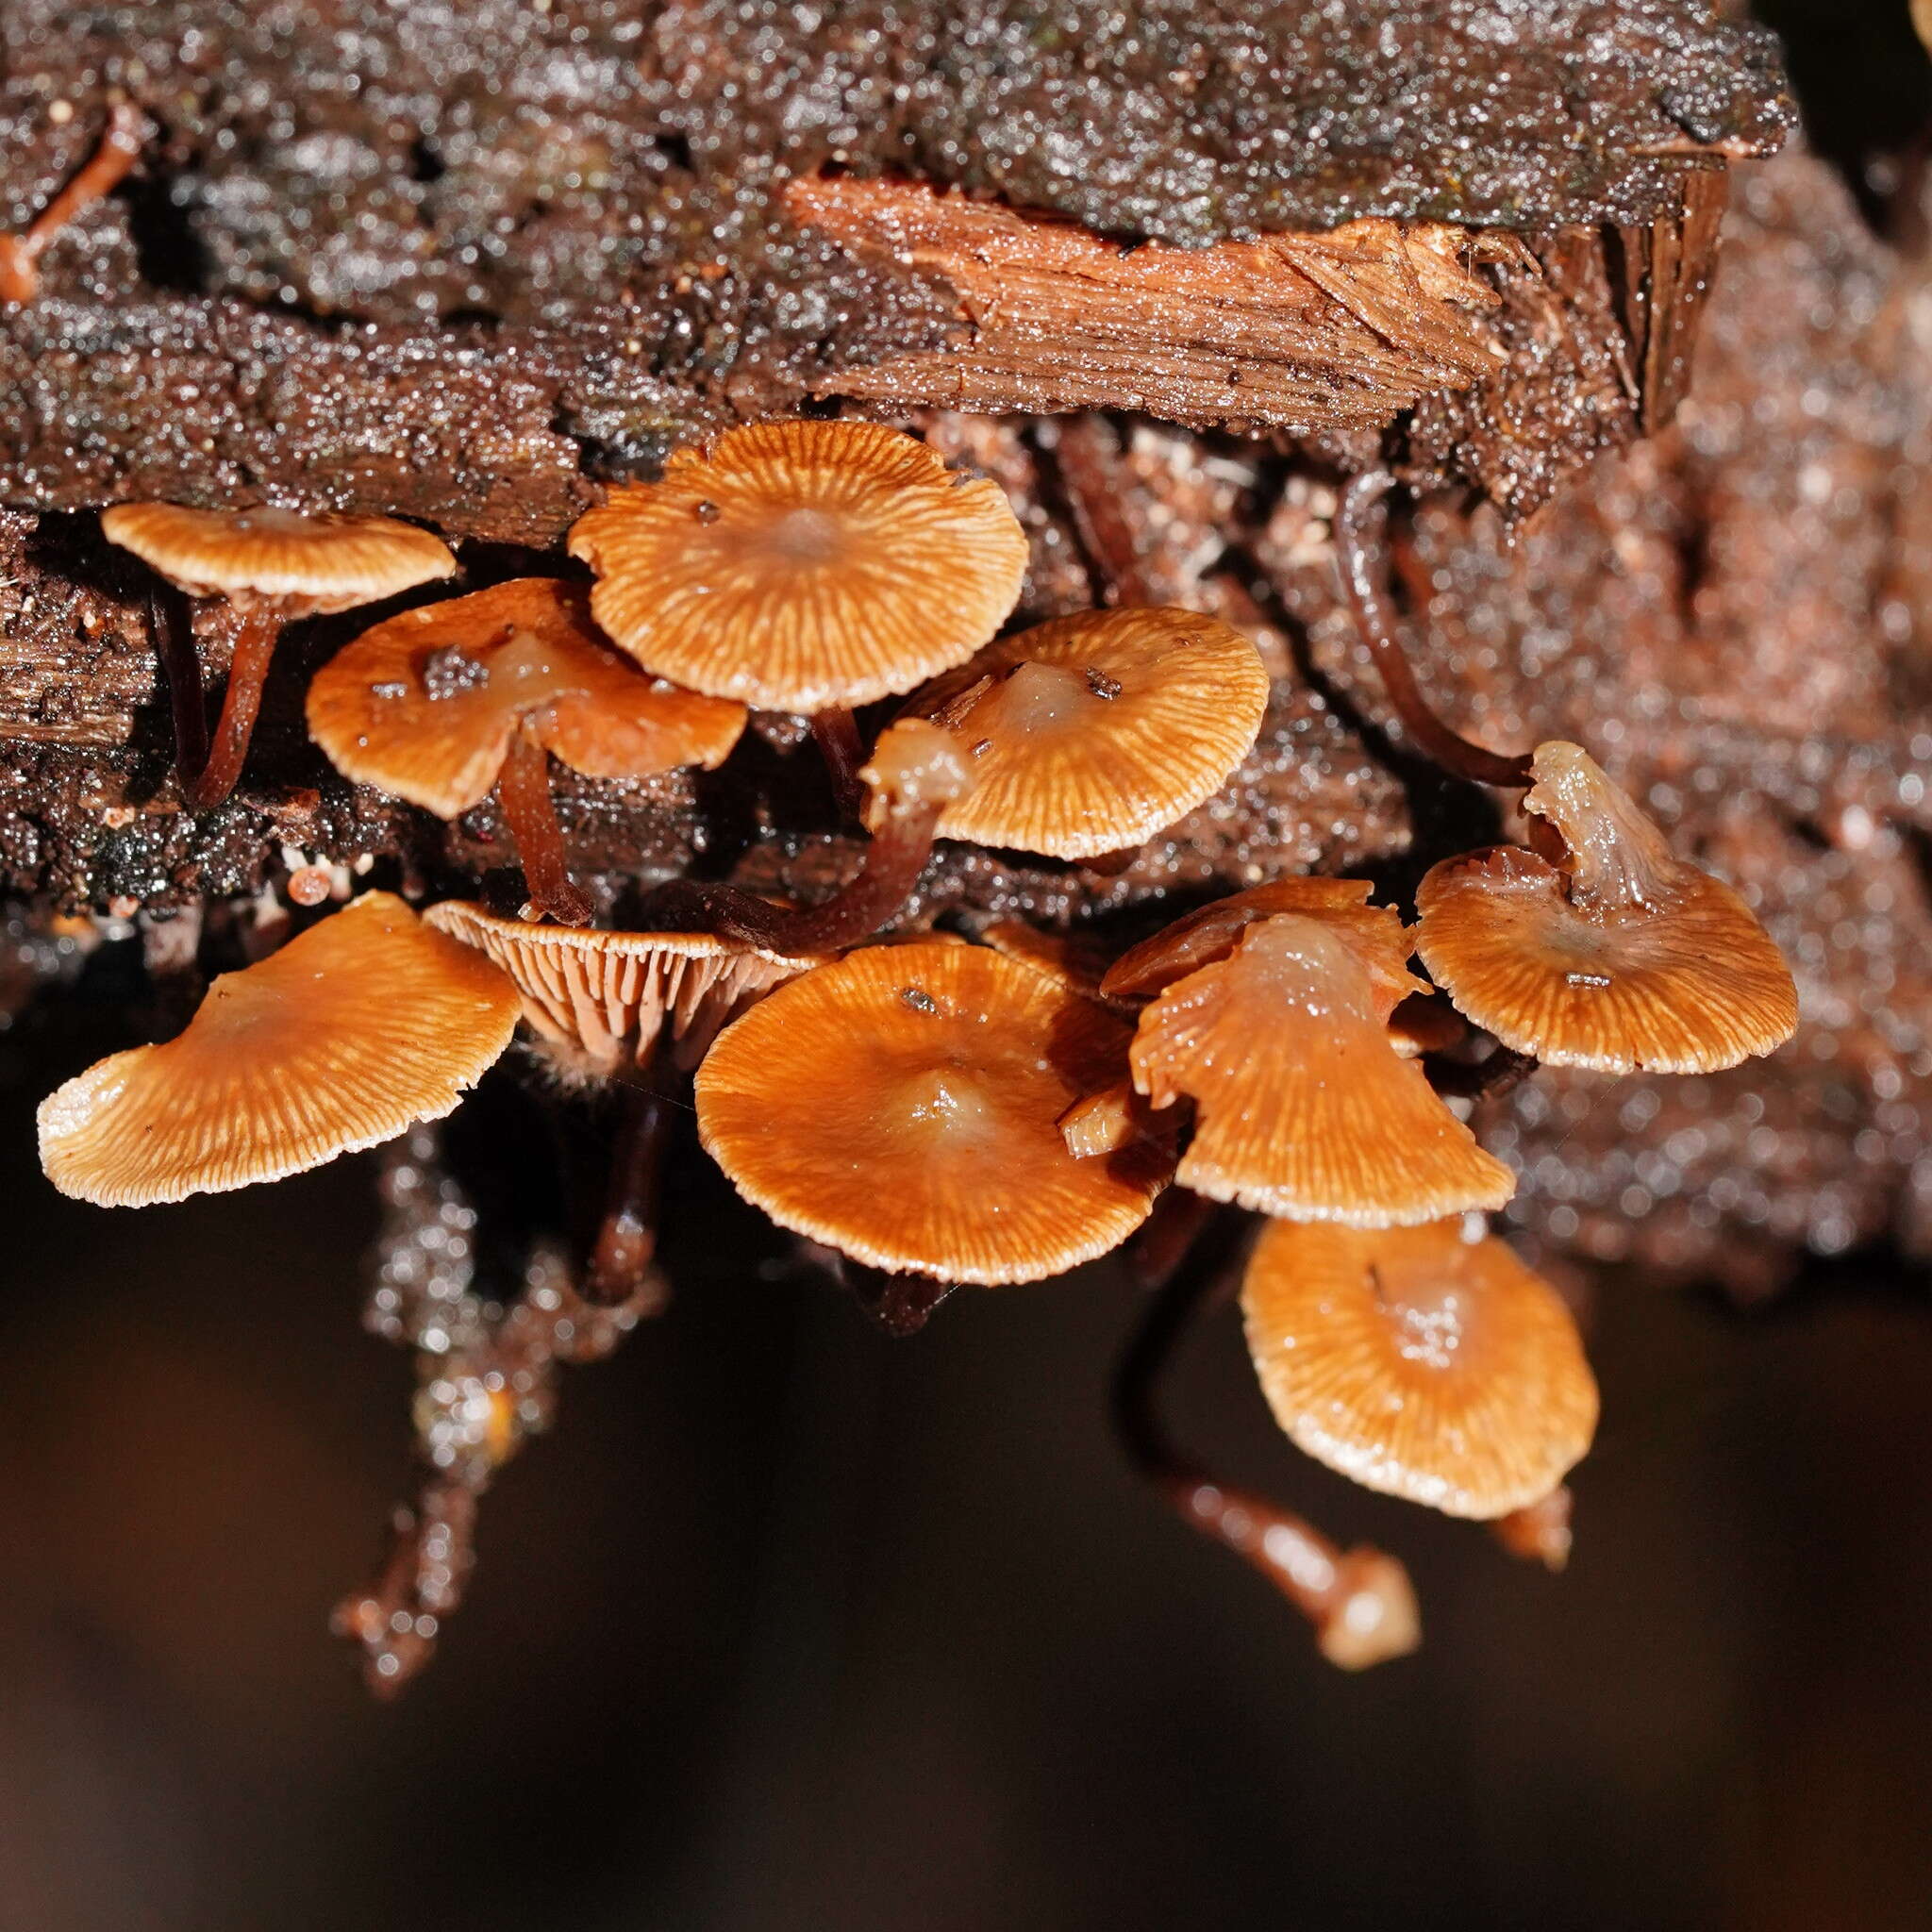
[7,145,1923,1298]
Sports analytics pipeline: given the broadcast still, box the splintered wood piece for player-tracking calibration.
[786,175,1510,432]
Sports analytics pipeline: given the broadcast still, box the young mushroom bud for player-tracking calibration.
[37,893,518,1207]
[102,504,457,809]
[1241,1217,1599,1519]
[1415,741,1800,1072]
[307,578,745,925]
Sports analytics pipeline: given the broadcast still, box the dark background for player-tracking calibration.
[6,962,1932,1932]
[8,7,1932,1927]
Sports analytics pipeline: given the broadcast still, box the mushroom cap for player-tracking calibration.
[1131,914,1516,1224]
[1415,741,1799,1074]
[909,607,1269,859]
[100,504,456,613]
[1241,1216,1599,1518]
[425,900,816,1076]
[695,941,1165,1285]
[567,420,1029,711]
[1317,1550,1424,1671]
[38,893,518,1207]
[980,919,1122,1007]
[1101,877,1407,1002]
[306,578,745,818]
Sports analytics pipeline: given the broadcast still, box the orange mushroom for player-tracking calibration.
[568,419,1029,712]
[102,503,457,809]
[907,606,1269,860]
[308,577,745,925]
[1130,910,1515,1223]
[424,900,819,1304]
[38,893,519,1207]
[1113,1211,1420,1669]
[1415,741,1800,1073]
[1241,1216,1599,1518]
[696,941,1166,1284]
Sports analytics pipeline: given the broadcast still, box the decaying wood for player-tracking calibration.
[786,175,1511,432]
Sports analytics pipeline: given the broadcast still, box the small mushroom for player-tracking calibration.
[907,606,1269,860]
[308,578,745,925]
[1130,912,1516,1224]
[423,899,815,1082]
[0,100,145,305]
[1415,740,1800,1073]
[425,900,821,1306]
[1241,1217,1599,1519]
[1491,1486,1575,1572]
[642,717,974,953]
[1113,1204,1420,1670]
[695,941,1166,1284]
[101,503,457,810]
[38,893,519,1207]
[568,417,1029,719]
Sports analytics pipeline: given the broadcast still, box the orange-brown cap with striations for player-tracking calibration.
[425,900,815,1076]
[1131,914,1515,1224]
[306,577,745,818]
[567,420,1029,711]
[696,941,1166,1284]
[1101,877,1407,1002]
[38,893,519,1207]
[909,607,1269,859]
[100,504,456,613]
[1241,1216,1599,1518]
[1415,740,1799,1074]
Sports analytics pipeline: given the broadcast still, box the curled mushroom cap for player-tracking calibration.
[909,607,1269,859]
[306,578,745,817]
[696,941,1165,1284]
[567,420,1029,711]
[1415,741,1799,1074]
[1132,914,1515,1224]
[425,900,814,1076]
[1241,1217,1599,1518]
[38,893,518,1207]
[100,504,456,613]
[1101,877,1405,1002]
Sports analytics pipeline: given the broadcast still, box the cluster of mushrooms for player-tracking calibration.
[34,419,1800,1685]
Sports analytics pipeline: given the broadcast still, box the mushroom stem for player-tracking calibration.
[1079,843,1143,877]
[1424,1041,1540,1101]
[180,604,281,810]
[497,727,594,926]
[810,707,868,823]
[1333,471,1534,790]
[1111,1207,1421,1670]
[146,589,210,781]
[583,1078,675,1309]
[1491,1485,1574,1572]
[841,1261,958,1337]
[643,802,945,954]
[0,99,145,305]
